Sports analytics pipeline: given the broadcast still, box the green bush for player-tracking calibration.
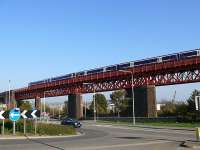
[37,123,75,135]
[0,120,76,136]
[0,120,12,129]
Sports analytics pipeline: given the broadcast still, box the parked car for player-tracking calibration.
[61,118,82,128]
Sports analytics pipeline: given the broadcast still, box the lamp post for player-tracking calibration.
[119,70,135,125]
[83,83,96,123]
[43,91,50,119]
[93,93,96,123]
[84,99,87,120]
[43,92,46,114]
[8,80,11,109]
[58,104,62,120]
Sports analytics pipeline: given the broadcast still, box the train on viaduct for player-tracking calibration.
[0,48,200,119]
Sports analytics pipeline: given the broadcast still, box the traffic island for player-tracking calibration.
[0,120,76,137]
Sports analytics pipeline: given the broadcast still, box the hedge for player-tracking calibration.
[0,120,76,136]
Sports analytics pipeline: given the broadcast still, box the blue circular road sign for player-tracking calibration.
[9,108,21,122]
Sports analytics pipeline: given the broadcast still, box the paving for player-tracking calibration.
[0,121,199,150]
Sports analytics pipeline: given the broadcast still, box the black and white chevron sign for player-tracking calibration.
[0,111,9,120]
[0,110,40,120]
[21,110,28,119]
[0,110,5,120]
[23,110,40,119]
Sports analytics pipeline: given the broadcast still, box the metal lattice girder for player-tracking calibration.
[15,57,200,100]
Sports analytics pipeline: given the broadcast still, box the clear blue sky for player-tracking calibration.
[0,0,199,102]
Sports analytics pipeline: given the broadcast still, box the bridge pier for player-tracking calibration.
[35,96,41,110]
[126,85,157,117]
[68,94,83,119]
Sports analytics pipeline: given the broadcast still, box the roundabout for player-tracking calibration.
[0,121,198,150]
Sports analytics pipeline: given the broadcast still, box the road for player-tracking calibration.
[0,122,197,150]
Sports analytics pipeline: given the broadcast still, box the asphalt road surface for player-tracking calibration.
[0,122,197,150]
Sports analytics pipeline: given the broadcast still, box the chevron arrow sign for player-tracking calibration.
[21,110,28,119]
[25,110,40,119]
[0,110,5,120]
[0,110,40,120]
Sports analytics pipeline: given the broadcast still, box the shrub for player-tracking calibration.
[0,120,76,136]
[37,123,75,135]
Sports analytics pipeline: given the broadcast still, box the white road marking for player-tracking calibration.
[74,141,171,150]
[193,146,200,149]
[94,124,194,135]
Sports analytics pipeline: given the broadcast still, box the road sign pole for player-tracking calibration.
[13,121,16,135]
[2,119,4,135]
[0,110,5,135]
[34,119,37,135]
[24,119,26,135]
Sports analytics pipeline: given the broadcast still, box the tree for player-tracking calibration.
[158,90,200,122]
[62,101,68,116]
[18,101,32,111]
[186,89,200,121]
[175,101,188,116]
[110,90,128,118]
[159,101,176,117]
[89,93,108,115]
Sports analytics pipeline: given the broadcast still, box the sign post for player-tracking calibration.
[195,96,200,111]
[13,121,16,135]
[1,109,41,136]
[21,110,28,135]
[9,108,21,136]
[2,119,4,135]
[195,96,200,141]
[0,110,5,135]
[31,110,38,135]
[195,96,200,120]
[196,128,200,141]
[34,119,37,135]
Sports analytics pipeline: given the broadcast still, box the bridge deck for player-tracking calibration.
[15,57,200,100]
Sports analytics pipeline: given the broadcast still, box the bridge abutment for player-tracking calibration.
[68,94,83,119]
[126,85,157,117]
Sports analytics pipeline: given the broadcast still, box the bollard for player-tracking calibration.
[196,128,200,141]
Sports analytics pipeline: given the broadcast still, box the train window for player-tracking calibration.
[179,51,198,60]
[117,63,130,70]
[161,55,177,62]
[106,65,117,71]
[134,58,157,66]
[87,68,104,74]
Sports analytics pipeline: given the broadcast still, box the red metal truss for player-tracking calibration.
[15,57,200,100]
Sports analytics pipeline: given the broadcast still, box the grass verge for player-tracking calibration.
[0,120,76,136]
[97,120,200,128]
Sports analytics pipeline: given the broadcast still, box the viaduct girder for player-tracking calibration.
[15,57,200,100]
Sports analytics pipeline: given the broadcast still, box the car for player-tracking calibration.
[61,118,82,128]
